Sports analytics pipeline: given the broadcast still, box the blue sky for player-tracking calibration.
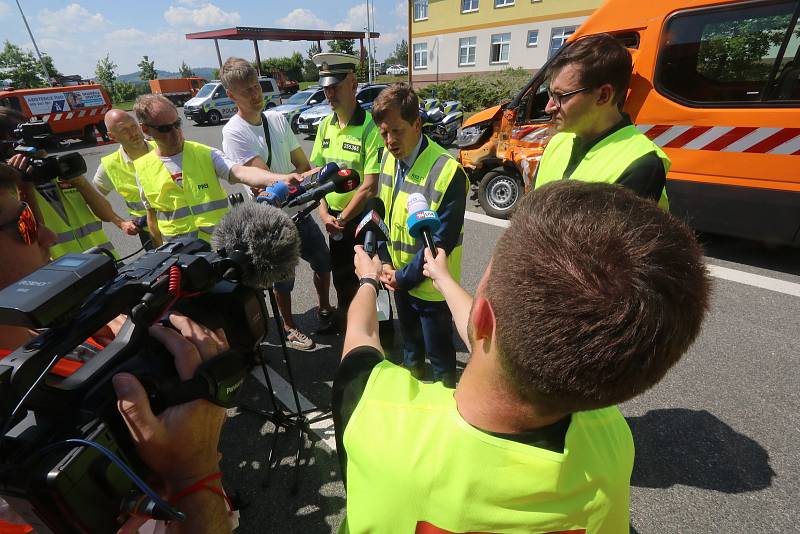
[0,0,408,77]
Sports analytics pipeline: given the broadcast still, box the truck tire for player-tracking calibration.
[477,169,522,219]
[206,110,222,126]
[83,125,97,145]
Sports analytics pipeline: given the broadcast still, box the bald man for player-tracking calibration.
[93,109,152,248]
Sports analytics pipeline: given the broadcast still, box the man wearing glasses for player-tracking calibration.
[132,94,304,247]
[533,33,669,208]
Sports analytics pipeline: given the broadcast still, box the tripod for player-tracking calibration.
[238,199,332,494]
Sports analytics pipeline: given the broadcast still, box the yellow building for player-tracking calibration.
[410,0,602,84]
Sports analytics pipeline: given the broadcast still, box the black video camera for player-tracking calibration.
[1,120,87,184]
[0,238,269,533]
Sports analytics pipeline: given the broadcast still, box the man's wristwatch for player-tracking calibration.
[335,215,347,226]
[359,276,380,294]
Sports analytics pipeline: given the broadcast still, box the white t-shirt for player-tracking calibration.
[138,148,235,209]
[222,111,300,175]
[93,145,153,194]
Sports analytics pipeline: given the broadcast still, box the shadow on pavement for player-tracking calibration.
[698,232,800,277]
[627,408,775,493]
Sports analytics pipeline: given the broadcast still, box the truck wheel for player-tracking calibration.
[206,110,222,126]
[265,102,276,109]
[291,115,300,134]
[478,170,522,219]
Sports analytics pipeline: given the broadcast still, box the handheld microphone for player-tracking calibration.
[355,198,389,257]
[304,162,340,188]
[286,169,361,207]
[212,202,301,288]
[406,193,441,258]
[255,181,290,207]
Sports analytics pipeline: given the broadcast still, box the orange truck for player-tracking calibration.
[0,84,112,145]
[149,77,208,106]
[458,0,800,245]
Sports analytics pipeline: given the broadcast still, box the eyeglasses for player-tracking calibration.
[547,87,590,107]
[146,118,182,133]
[0,202,38,245]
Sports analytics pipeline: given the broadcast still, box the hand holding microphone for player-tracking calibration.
[355,198,389,258]
[406,193,441,258]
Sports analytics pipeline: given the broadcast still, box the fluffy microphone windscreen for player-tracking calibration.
[212,203,300,289]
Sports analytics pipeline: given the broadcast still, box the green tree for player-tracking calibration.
[112,81,137,103]
[327,39,356,56]
[304,43,322,81]
[0,40,59,88]
[178,61,194,78]
[138,55,158,81]
[391,39,408,65]
[307,43,322,60]
[95,54,117,92]
[257,52,304,82]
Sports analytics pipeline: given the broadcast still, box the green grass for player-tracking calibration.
[115,100,135,111]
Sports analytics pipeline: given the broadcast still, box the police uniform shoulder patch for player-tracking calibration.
[322,138,330,149]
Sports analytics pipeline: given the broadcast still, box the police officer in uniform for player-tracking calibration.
[310,53,384,322]
[533,33,670,209]
[371,84,467,387]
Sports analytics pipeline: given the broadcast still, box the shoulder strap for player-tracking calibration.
[261,112,272,169]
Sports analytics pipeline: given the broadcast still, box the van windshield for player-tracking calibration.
[195,84,216,98]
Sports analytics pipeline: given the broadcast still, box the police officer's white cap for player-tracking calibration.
[313,53,359,88]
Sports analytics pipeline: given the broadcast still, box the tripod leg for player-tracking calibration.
[262,423,283,488]
[291,420,306,495]
[267,288,304,415]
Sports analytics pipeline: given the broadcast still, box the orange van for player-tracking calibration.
[458,0,800,245]
[0,84,112,145]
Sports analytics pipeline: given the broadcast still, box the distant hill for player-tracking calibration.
[117,67,216,84]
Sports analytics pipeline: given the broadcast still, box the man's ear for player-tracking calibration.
[596,83,615,106]
[471,296,496,343]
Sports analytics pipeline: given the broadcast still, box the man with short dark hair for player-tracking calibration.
[534,33,669,208]
[335,181,710,532]
[371,83,467,387]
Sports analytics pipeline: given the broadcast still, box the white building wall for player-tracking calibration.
[413,15,588,78]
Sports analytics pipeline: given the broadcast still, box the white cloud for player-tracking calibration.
[164,3,240,29]
[37,3,107,34]
[334,5,369,32]
[0,2,11,19]
[275,8,327,29]
[176,0,205,5]
[393,3,408,18]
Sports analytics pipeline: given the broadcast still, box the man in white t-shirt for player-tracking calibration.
[220,57,334,350]
[132,94,304,248]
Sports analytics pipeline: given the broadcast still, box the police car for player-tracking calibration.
[295,84,387,136]
[183,77,282,126]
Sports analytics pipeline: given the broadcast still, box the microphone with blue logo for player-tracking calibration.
[255,181,290,207]
[406,192,440,258]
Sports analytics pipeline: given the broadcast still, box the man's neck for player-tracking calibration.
[455,348,566,434]
[122,138,150,160]
[575,108,623,145]
[156,141,183,158]
[238,108,262,126]
[335,105,355,128]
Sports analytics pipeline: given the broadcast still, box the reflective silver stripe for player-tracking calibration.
[197,226,216,235]
[379,172,393,188]
[157,206,193,221]
[126,200,146,212]
[74,221,103,239]
[399,180,443,205]
[54,230,74,244]
[363,120,377,140]
[192,198,229,215]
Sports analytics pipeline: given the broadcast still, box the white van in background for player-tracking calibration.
[183,76,282,126]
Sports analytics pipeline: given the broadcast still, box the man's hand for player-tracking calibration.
[119,220,140,235]
[7,153,29,175]
[281,172,304,186]
[422,247,451,292]
[322,212,344,235]
[354,245,382,280]
[113,314,228,490]
[380,263,398,291]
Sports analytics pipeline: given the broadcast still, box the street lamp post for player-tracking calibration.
[14,0,53,86]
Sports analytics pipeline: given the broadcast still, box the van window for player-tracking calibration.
[259,80,275,93]
[656,1,800,105]
[0,96,22,112]
[213,86,227,99]
[196,84,215,98]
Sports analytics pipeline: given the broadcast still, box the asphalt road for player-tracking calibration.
[56,116,800,533]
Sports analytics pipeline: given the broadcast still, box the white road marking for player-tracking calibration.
[250,365,337,450]
[465,211,800,297]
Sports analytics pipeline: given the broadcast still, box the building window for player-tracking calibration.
[462,0,479,12]
[527,30,539,47]
[414,0,428,21]
[413,43,428,69]
[490,33,511,63]
[656,0,800,104]
[494,0,514,7]
[459,37,477,66]
[549,26,577,59]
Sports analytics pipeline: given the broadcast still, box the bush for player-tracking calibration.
[112,81,137,103]
[417,68,531,112]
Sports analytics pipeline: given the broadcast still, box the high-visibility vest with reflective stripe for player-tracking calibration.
[34,182,116,259]
[315,112,378,211]
[100,142,155,218]
[535,125,671,210]
[377,137,466,301]
[340,361,634,534]
[134,141,230,243]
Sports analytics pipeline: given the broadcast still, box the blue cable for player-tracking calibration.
[38,438,186,522]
